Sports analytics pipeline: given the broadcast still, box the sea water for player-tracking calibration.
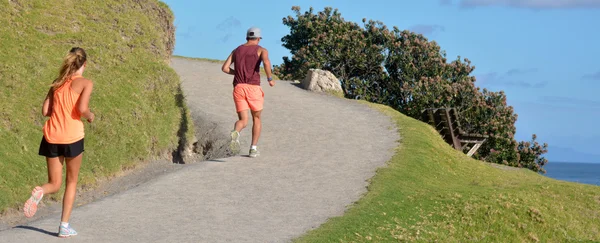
[543,162,600,186]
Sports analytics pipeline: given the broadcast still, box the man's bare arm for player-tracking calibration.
[260,48,273,81]
[221,51,235,75]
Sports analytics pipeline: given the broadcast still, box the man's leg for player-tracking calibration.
[250,110,262,146]
[234,110,249,132]
[231,85,250,154]
[249,110,262,157]
[230,110,248,154]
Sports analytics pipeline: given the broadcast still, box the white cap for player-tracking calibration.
[246,27,262,39]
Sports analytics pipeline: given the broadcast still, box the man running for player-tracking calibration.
[221,27,275,158]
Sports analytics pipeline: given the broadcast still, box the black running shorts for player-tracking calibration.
[38,136,85,158]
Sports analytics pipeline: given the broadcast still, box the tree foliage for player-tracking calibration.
[274,6,549,172]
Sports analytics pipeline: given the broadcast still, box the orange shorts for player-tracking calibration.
[233,84,264,112]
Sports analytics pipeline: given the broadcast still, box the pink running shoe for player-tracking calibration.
[23,186,43,218]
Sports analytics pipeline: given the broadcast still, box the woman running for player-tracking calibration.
[23,47,95,238]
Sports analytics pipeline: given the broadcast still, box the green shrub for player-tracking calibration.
[274,6,548,172]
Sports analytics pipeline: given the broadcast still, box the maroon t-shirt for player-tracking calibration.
[232,44,262,86]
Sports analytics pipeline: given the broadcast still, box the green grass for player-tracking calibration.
[324,89,345,98]
[294,102,600,242]
[0,0,193,213]
[173,55,280,80]
[173,55,223,63]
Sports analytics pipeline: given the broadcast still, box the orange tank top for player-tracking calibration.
[42,75,85,144]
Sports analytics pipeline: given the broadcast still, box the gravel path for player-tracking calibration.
[0,57,398,242]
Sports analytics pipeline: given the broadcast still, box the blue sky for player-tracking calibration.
[162,0,600,163]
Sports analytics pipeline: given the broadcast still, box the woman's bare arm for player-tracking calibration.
[42,88,53,117]
[77,79,95,123]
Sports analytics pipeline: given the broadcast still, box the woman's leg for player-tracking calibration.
[24,156,64,218]
[41,156,64,194]
[60,153,82,223]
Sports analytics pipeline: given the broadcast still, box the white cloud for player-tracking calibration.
[408,25,445,35]
[454,0,600,9]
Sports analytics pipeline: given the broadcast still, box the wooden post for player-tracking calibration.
[467,143,483,157]
[444,108,462,150]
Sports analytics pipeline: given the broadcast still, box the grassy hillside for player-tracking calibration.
[295,102,600,242]
[0,0,193,213]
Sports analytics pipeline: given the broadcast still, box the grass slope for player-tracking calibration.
[0,0,193,213]
[295,102,600,242]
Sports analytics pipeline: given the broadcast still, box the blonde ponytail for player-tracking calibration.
[51,47,87,91]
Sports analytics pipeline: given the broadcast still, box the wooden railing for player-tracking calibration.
[421,108,488,157]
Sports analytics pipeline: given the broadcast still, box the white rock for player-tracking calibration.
[301,69,343,93]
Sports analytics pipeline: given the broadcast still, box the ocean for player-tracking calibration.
[543,162,600,186]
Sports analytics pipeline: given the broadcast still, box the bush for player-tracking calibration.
[274,6,549,172]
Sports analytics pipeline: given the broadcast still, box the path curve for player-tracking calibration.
[0,58,399,242]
